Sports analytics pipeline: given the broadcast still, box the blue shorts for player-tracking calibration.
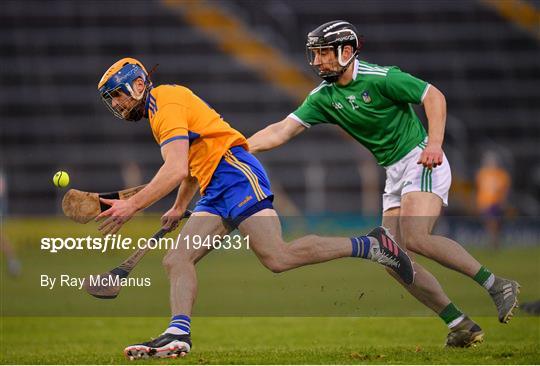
[194,146,274,228]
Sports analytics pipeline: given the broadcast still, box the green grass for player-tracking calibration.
[1,317,539,364]
[1,217,539,363]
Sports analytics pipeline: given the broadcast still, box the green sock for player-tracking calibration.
[439,303,465,328]
[473,266,495,289]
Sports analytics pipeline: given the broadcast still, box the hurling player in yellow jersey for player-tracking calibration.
[96,58,415,360]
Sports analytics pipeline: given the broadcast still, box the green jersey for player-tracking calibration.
[291,59,429,166]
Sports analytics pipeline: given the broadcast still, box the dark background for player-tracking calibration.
[1,0,539,216]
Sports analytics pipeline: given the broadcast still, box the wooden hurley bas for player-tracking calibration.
[61,185,146,223]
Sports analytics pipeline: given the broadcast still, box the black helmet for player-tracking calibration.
[306,20,362,83]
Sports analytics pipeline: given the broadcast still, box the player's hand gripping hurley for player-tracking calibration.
[62,185,147,224]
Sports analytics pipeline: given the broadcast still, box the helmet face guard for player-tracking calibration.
[98,61,152,122]
[306,44,356,83]
[100,86,147,122]
[305,21,361,83]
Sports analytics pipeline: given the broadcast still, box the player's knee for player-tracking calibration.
[401,231,429,254]
[162,253,178,275]
[262,257,287,273]
[265,261,286,273]
[162,251,191,275]
[260,251,289,274]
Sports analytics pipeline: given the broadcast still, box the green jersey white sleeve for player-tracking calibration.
[290,59,430,166]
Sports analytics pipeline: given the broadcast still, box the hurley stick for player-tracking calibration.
[83,210,192,299]
[62,185,147,224]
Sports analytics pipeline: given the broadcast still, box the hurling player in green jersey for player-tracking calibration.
[249,20,520,347]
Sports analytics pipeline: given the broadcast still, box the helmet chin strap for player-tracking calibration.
[320,45,357,82]
[337,45,356,67]
[120,80,149,122]
[124,83,152,122]
[318,46,355,83]
[125,82,144,101]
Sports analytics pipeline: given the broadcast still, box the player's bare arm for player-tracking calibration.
[418,85,446,169]
[161,174,199,230]
[96,139,189,234]
[248,116,306,153]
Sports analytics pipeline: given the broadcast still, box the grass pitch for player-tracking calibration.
[1,317,539,364]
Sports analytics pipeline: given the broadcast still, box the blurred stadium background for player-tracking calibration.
[1,2,539,363]
[1,0,539,217]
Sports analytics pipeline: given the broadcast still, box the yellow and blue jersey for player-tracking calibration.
[145,85,273,226]
[146,84,248,193]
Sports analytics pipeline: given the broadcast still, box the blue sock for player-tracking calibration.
[164,314,191,335]
[350,236,371,259]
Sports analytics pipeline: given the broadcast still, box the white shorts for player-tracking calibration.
[382,142,451,212]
